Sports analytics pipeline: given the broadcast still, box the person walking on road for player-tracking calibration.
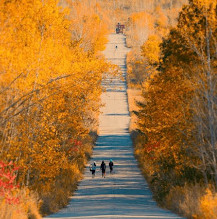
[109,159,114,174]
[100,160,106,178]
[90,161,96,178]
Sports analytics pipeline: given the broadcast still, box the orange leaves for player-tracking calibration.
[199,188,217,218]
[141,34,161,65]
[193,0,217,9]
[126,11,155,47]
[135,0,217,198]
[68,0,108,53]
[0,0,109,203]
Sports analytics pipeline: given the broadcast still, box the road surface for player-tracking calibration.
[45,34,184,219]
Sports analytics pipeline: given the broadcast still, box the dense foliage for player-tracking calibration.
[134,0,217,217]
[0,0,109,216]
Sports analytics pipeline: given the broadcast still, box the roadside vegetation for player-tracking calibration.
[0,0,110,217]
[126,0,217,218]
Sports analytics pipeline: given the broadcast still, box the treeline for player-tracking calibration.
[125,0,188,87]
[132,0,217,218]
[91,0,187,32]
[0,0,109,218]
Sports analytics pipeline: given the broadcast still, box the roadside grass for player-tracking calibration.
[165,184,204,218]
[0,188,41,219]
[165,184,217,219]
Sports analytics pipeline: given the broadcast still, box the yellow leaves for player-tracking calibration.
[141,35,161,65]
[135,1,217,213]
[155,6,168,28]
[126,11,155,46]
[199,189,217,219]
[68,0,108,53]
[0,0,109,198]
[194,0,217,9]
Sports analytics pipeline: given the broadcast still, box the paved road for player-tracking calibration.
[45,34,184,219]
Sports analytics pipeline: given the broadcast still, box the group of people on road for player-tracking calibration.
[89,160,114,178]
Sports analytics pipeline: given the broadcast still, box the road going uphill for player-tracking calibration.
[45,34,184,219]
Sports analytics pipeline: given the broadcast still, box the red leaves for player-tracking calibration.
[67,138,82,154]
[144,141,160,153]
[68,138,82,146]
[73,139,82,146]
[0,161,20,205]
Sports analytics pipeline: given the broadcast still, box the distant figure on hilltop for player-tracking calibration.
[109,159,114,174]
[89,161,96,178]
[100,161,106,178]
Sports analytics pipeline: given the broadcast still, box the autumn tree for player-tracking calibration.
[66,0,109,53]
[175,0,217,187]
[125,11,155,47]
[135,0,217,203]
[0,0,109,214]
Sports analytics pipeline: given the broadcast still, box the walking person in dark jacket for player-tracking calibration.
[100,160,106,178]
[89,161,96,178]
[109,159,114,174]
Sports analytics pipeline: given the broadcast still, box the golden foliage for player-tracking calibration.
[141,35,161,65]
[0,0,109,215]
[67,0,109,53]
[199,189,217,219]
[134,0,217,213]
[125,5,174,87]
[126,11,155,47]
